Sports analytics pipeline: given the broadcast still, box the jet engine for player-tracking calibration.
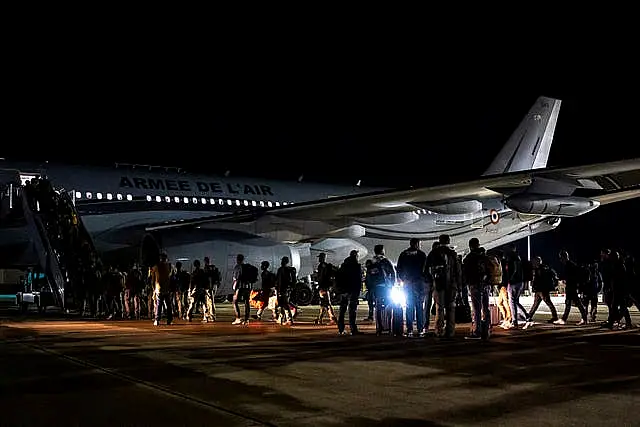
[505,193,600,217]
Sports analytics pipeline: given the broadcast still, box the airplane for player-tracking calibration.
[1,96,639,303]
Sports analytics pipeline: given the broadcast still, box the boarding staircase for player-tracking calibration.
[1,169,101,310]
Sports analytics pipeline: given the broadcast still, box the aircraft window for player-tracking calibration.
[210,198,215,204]
[86,192,92,199]
[275,201,280,206]
[251,201,257,207]
[259,201,265,207]
[107,193,113,200]
[146,195,152,202]
[243,200,249,206]
[267,201,273,207]
[75,192,82,199]
[201,198,207,204]
[96,193,103,200]
[282,202,287,205]
[184,197,189,203]
[227,199,232,205]
[155,196,161,202]
[126,194,132,201]
[117,194,123,201]
[165,196,171,203]
[218,199,224,205]
[192,197,198,204]
[174,197,180,203]
[235,200,240,206]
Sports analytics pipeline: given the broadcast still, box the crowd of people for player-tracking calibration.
[352,236,638,339]
[16,178,639,338]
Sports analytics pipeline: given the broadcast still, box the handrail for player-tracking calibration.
[19,188,66,308]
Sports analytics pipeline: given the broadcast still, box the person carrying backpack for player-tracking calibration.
[203,256,222,321]
[276,256,296,325]
[527,256,559,323]
[314,253,337,325]
[582,262,602,323]
[462,238,490,340]
[254,261,277,321]
[428,234,461,338]
[232,254,257,325]
[504,244,529,328]
[367,244,397,333]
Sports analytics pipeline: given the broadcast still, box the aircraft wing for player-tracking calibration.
[145,158,640,231]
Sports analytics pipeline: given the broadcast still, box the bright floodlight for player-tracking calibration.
[390,286,406,307]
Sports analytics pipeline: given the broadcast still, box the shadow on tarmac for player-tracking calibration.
[1,308,638,426]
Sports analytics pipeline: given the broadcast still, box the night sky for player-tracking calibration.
[4,67,639,266]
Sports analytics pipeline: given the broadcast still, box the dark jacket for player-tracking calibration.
[171,270,190,293]
[337,255,363,293]
[463,248,486,286]
[261,269,276,291]
[190,268,209,291]
[533,264,558,293]
[316,262,337,290]
[276,266,297,293]
[559,260,581,292]
[504,251,523,284]
[397,247,427,284]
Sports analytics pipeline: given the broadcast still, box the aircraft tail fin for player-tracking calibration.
[482,96,562,176]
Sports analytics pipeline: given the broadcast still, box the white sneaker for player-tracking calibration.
[153,320,159,326]
[576,319,586,326]
[553,319,566,325]
[232,318,242,325]
[501,321,513,329]
[522,321,532,330]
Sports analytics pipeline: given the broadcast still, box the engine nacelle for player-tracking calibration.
[416,200,483,215]
[505,193,600,217]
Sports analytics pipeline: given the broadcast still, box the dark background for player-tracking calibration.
[3,51,639,269]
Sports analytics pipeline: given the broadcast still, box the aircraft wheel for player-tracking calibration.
[293,284,313,306]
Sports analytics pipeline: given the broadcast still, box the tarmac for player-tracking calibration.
[0,302,638,427]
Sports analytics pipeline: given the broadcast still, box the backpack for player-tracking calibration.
[430,248,459,291]
[485,255,503,285]
[539,266,558,291]
[240,263,259,284]
[366,259,391,287]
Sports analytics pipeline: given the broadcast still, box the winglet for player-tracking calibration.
[483,96,562,176]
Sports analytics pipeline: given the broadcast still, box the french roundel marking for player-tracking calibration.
[489,209,500,224]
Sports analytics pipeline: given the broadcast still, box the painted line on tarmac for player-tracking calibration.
[20,342,274,427]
